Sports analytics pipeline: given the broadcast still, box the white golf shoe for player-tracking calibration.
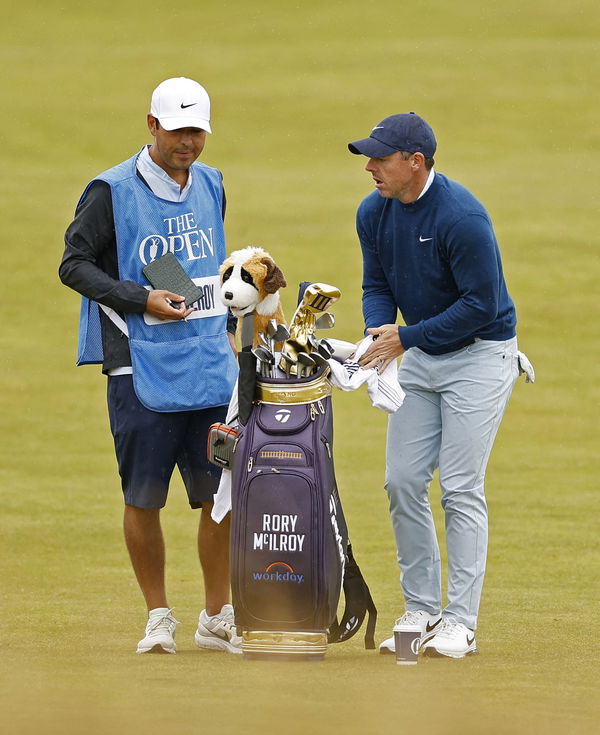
[136,608,179,654]
[379,610,442,655]
[421,617,478,658]
[194,603,242,654]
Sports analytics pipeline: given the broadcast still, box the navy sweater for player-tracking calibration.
[357,173,516,355]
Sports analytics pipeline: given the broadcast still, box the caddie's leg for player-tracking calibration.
[386,347,443,614]
[437,338,519,629]
[198,504,231,614]
[179,407,241,653]
[123,505,168,610]
[108,374,185,611]
[193,505,241,653]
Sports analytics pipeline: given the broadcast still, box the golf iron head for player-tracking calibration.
[315,312,335,330]
[297,351,316,378]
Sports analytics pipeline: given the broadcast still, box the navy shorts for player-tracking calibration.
[107,374,228,509]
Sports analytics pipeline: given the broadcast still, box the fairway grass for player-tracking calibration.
[2,1,599,733]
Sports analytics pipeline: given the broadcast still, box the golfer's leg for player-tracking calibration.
[198,504,231,615]
[438,339,519,629]
[123,505,168,611]
[386,350,442,613]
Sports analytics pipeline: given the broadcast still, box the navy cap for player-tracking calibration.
[348,112,436,158]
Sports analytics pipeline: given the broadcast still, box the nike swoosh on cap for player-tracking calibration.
[419,236,433,242]
[180,102,198,109]
[372,126,384,130]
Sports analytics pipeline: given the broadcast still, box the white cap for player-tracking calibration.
[150,77,212,133]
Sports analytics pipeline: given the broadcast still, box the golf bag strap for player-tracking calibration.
[328,543,377,649]
[238,313,256,426]
[241,313,254,351]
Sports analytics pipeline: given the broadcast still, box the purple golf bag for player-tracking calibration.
[229,366,376,660]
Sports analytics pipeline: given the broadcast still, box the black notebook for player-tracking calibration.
[142,252,204,308]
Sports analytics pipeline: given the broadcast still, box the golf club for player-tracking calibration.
[315,312,335,330]
[253,345,275,378]
[297,352,316,378]
[279,350,297,379]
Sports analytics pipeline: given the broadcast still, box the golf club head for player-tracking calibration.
[297,351,316,378]
[251,348,268,377]
[300,283,341,314]
[285,283,341,356]
[307,333,320,352]
[258,332,270,349]
[253,345,275,377]
[272,323,290,343]
[310,352,328,370]
[279,350,297,378]
[315,312,335,330]
[317,339,334,359]
[266,319,278,339]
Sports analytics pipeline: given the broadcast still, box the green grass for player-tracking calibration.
[1,1,599,733]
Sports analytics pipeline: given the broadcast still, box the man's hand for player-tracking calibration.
[358,324,405,372]
[146,289,194,320]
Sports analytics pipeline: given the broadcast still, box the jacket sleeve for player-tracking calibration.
[59,180,149,313]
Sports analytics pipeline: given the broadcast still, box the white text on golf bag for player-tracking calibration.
[253,514,305,552]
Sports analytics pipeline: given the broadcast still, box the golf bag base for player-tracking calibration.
[241,630,328,661]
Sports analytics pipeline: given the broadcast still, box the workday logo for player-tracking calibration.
[274,409,291,424]
[252,561,304,584]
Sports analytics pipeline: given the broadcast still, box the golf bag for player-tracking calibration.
[229,367,376,658]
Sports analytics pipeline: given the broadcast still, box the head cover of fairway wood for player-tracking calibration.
[300,283,341,314]
[280,283,342,370]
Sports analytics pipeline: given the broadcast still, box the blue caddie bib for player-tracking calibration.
[76,150,237,412]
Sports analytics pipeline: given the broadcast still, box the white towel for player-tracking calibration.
[327,336,405,413]
[517,351,535,383]
[211,381,239,523]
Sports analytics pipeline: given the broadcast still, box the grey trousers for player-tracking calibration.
[385,337,519,629]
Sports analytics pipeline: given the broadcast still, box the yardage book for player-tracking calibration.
[142,252,204,307]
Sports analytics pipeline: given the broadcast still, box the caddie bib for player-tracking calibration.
[76,150,237,412]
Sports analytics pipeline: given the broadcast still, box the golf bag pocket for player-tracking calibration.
[254,443,312,468]
[256,403,311,434]
[235,471,319,623]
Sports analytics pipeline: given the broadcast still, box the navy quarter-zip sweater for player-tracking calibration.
[357,172,516,355]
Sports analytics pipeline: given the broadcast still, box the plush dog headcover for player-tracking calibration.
[219,246,286,318]
[219,247,287,346]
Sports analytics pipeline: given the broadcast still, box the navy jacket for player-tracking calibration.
[357,173,516,355]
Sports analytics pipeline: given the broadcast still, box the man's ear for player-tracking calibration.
[147,114,158,136]
[412,152,425,170]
